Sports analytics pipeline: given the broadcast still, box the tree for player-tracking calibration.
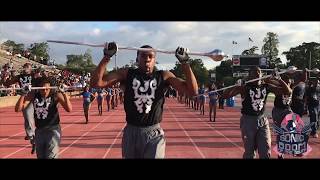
[83,49,94,66]
[15,43,25,54]
[283,42,320,69]
[28,42,50,61]
[66,55,85,68]
[171,61,185,80]
[65,50,97,74]
[171,58,209,86]
[2,40,25,54]
[2,40,15,47]
[215,59,233,84]
[241,46,259,55]
[190,59,208,86]
[261,32,281,67]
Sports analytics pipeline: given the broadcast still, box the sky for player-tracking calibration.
[0,21,319,71]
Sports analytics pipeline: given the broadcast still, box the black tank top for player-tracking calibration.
[33,92,60,129]
[241,83,270,116]
[291,83,306,105]
[124,68,167,127]
[274,93,292,109]
[306,85,320,107]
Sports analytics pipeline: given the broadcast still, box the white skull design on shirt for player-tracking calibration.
[249,87,267,111]
[282,94,292,105]
[20,76,32,87]
[132,77,157,114]
[34,97,51,120]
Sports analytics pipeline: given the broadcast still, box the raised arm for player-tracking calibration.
[292,68,307,87]
[164,47,198,97]
[90,42,127,88]
[264,75,292,96]
[15,86,33,112]
[56,85,72,112]
[222,80,245,99]
[163,70,197,97]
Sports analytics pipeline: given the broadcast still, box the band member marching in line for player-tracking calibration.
[15,77,72,159]
[222,67,291,159]
[90,42,198,158]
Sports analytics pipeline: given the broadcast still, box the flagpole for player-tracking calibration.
[232,41,237,56]
[232,42,234,57]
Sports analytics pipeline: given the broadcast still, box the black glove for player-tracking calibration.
[271,68,281,80]
[57,84,66,93]
[236,79,245,87]
[103,42,118,58]
[20,84,31,96]
[175,46,190,64]
[30,135,35,154]
[90,95,95,102]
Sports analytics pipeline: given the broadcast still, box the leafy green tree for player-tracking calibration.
[261,32,281,66]
[283,42,320,69]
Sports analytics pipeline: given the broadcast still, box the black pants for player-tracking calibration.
[218,98,224,109]
[291,101,304,117]
[308,105,320,135]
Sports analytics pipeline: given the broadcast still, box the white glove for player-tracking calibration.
[175,46,190,64]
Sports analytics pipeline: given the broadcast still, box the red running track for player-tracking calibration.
[0,98,319,158]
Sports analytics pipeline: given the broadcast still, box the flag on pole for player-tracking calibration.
[232,41,238,44]
[249,37,253,42]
